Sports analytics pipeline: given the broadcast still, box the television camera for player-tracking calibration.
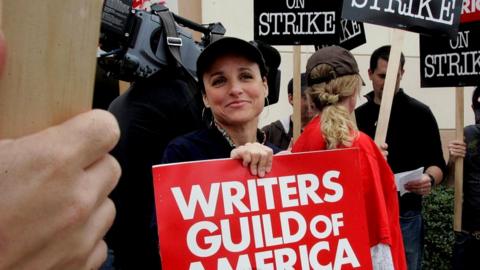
[98,0,225,82]
[98,0,280,104]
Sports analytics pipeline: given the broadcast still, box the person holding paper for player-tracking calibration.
[355,45,446,270]
[261,73,317,150]
[446,86,480,270]
[0,31,121,269]
[162,37,280,176]
[292,46,406,270]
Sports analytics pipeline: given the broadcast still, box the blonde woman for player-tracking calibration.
[292,46,406,270]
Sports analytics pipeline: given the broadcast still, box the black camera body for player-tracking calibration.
[99,0,224,82]
[98,0,280,105]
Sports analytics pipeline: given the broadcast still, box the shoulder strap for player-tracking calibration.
[151,4,183,69]
[148,3,205,121]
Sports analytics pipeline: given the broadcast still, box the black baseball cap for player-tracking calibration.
[196,37,268,88]
[306,45,364,86]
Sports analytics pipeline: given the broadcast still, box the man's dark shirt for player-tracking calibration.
[355,89,446,214]
[261,118,292,150]
[462,124,480,231]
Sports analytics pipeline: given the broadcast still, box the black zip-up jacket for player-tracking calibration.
[355,89,446,214]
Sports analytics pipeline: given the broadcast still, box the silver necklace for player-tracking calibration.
[214,121,236,148]
[213,121,266,148]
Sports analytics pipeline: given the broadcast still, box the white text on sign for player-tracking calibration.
[424,31,480,78]
[170,171,363,270]
[462,0,480,14]
[350,0,459,25]
[258,0,336,36]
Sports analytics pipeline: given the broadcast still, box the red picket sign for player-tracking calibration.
[153,149,373,270]
[132,0,165,10]
[461,0,480,23]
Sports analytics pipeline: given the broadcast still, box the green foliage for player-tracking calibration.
[422,185,455,270]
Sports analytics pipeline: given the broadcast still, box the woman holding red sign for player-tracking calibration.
[162,37,281,176]
[292,46,407,270]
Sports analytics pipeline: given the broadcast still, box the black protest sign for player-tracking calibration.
[342,0,462,38]
[314,19,366,51]
[420,21,480,87]
[254,0,342,45]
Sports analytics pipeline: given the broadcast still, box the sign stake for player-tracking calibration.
[374,29,405,145]
[454,86,464,232]
[293,45,302,141]
[0,0,102,138]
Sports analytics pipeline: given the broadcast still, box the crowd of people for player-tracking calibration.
[1,5,479,270]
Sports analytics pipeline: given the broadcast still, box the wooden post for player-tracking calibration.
[454,86,464,232]
[119,81,131,95]
[178,0,202,41]
[374,29,405,145]
[292,46,302,141]
[0,0,102,138]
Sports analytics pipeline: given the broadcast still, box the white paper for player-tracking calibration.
[394,167,424,196]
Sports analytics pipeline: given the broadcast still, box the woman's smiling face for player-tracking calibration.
[202,53,268,127]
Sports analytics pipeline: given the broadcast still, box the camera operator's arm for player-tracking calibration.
[0,1,121,268]
[0,110,120,270]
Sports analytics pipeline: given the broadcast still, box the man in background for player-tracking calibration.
[355,45,446,270]
[262,73,316,150]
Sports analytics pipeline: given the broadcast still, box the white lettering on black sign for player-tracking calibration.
[342,0,462,37]
[258,12,335,36]
[339,20,362,43]
[424,32,480,78]
[254,0,341,45]
[313,19,366,51]
[350,0,457,25]
[420,21,480,87]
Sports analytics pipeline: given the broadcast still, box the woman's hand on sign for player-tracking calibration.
[231,142,273,177]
